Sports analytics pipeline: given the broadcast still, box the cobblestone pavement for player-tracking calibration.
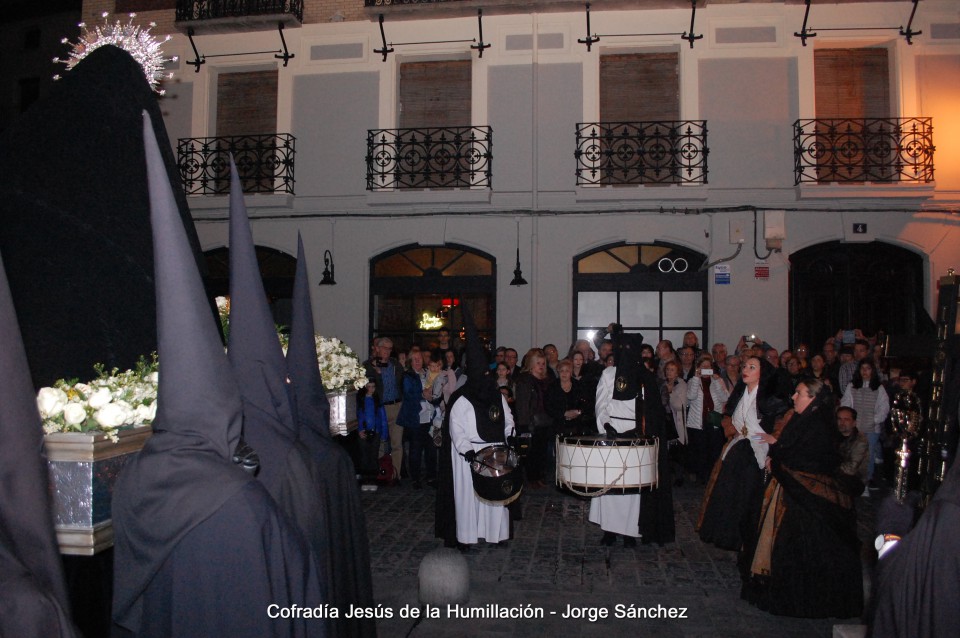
[360,477,879,637]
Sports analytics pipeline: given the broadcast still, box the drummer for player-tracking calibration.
[435,306,516,548]
[590,324,675,547]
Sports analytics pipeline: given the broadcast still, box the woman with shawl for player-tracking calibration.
[741,379,863,618]
[698,356,791,550]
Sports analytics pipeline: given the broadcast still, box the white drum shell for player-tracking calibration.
[556,436,658,494]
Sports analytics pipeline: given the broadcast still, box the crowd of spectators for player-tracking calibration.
[356,326,911,496]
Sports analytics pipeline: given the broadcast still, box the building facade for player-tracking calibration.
[77,0,960,356]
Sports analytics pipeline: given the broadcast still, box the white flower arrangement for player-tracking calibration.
[314,335,369,393]
[216,296,367,392]
[38,355,159,442]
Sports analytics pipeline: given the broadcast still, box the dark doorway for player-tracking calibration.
[789,240,933,349]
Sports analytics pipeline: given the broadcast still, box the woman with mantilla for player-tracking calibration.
[740,379,862,618]
[697,356,791,551]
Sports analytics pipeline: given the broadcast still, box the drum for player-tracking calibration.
[470,444,523,505]
[555,435,659,495]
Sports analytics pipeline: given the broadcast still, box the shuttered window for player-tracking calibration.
[595,52,681,185]
[600,53,679,122]
[215,70,278,191]
[216,70,278,136]
[814,48,890,119]
[399,60,471,128]
[813,48,892,182]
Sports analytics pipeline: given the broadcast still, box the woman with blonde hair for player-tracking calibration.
[513,348,553,487]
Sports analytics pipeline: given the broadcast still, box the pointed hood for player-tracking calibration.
[287,233,332,448]
[112,113,250,633]
[226,157,297,495]
[460,302,504,443]
[0,249,77,636]
[612,330,645,401]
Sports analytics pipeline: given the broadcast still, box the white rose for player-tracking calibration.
[37,387,68,418]
[134,402,157,423]
[94,403,130,429]
[74,383,92,395]
[145,371,159,384]
[87,387,113,409]
[63,403,88,426]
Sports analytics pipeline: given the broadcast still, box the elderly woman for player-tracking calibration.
[514,348,553,487]
[545,358,593,437]
[741,379,862,618]
[697,356,791,551]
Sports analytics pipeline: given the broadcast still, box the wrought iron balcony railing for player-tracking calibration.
[794,118,934,184]
[176,0,303,23]
[364,0,465,6]
[575,121,708,186]
[178,134,295,195]
[366,126,492,190]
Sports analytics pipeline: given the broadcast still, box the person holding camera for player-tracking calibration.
[686,353,729,485]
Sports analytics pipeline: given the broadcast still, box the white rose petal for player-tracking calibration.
[37,387,68,418]
[134,403,157,424]
[87,387,113,409]
[63,403,88,426]
[94,403,129,429]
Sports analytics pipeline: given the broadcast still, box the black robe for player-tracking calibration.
[287,234,375,638]
[871,461,960,637]
[740,403,862,618]
[698,359,790,550]
[637,366,675,545]
[115,483,324,638]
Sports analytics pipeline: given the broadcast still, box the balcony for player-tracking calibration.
[175,0,303,30]
[366,126,492,191]
[178,134,295,196]
[794,118,934,184]
[363,0,466,6]
[575,121,708,186]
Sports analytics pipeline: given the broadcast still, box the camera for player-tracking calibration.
[842,330,856,344]
[700,368,714,377]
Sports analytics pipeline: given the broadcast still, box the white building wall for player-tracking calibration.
[168,1,959,356]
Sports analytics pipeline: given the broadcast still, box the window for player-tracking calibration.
[578,51,706,186]
[815,48,891,120]
[215,69,279,191]
[573,243,706,347]
[370,244,496,353]
[399,60,471,128]
[600,52,679,123]
[811,47,896,182]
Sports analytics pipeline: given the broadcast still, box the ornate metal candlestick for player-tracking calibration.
[890,389,922,504]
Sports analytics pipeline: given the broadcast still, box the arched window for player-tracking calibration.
[573,242,708,348]
[370,244,496,355]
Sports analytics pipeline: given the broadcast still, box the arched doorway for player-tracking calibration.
[573,242,708,349]
[370,244,496,355]
[203,245,297,327]
[789,241,933,349]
